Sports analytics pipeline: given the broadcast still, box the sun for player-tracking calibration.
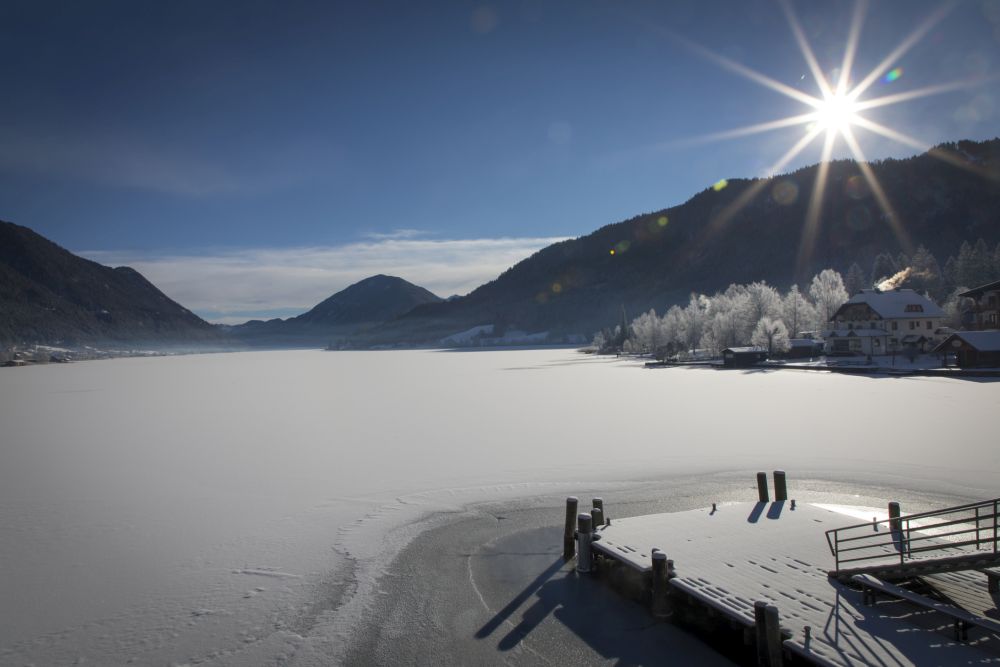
[812,92,859,132]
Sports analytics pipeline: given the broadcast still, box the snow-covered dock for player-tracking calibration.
[588,500,1000,666]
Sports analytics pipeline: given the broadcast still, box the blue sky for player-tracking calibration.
[2,0,998,322]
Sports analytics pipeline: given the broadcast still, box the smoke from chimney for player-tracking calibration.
[876,267,912,291]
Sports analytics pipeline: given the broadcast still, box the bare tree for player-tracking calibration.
[809,269,848,328]
[751,317,791,356]
[782,285,817,336]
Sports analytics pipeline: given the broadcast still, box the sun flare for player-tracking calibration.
[812,92,859,132]
[675,0,990,279]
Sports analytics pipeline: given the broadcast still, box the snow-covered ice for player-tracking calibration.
[0,349,996,664]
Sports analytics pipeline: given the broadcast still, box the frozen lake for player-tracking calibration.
[0,349,997,665]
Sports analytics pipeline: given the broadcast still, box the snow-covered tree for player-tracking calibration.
[809,269,848,327]
[942,287,974,329]
[680,293,710,352]
[629,309,664,354]
[703,285,752,353]
[744,281,782,324]
[751,317,791,356]
[782,285,817,336]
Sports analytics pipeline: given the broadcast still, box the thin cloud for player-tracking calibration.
[361,229,433,240]
[81,236,567,323]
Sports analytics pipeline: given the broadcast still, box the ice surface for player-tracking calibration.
[0,349,997,664]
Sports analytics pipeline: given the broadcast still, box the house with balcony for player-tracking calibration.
[824,289,946,356]
[958,278,1000,330]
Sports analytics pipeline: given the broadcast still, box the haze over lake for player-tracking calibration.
[1,349,996,664]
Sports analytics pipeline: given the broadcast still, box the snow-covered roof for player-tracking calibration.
[958,279,1000,298]
[935,330,1000,352]
[839,289,945,319]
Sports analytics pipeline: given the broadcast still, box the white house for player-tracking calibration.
[824,289,946,356]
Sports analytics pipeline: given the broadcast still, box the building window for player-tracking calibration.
[892,321,898,330]
[904,304,924,312]
[926,321,932,329]
[909,321,915,330]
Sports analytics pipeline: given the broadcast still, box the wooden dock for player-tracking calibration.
[587,500,1000,666]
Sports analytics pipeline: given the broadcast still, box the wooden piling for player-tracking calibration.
[651,551,669,618]
[754,600,768,666]
[773,470,787,501]
[888,501,901,533]
[592,506,605,527]
[563,496,578,561]
[756,472,769,503]
[765,604,783,667]
[576,513,593,573]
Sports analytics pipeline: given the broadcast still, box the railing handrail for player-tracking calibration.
[825,497,1000,572]
[826,497,999,535]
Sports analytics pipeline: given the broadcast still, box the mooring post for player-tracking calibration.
[651,551,670,618]
[889,501,901,533]
[592,497,604,515]
[563,496,578,561]
[592,506,605,527]
[754,601,768,666]
[765,604,783,667]
[576,512,593,573]
[773,470,787,501]
[756,472,769,503]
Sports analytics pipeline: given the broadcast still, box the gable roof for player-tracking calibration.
[837,289,945,319]
[933,330,1000,353]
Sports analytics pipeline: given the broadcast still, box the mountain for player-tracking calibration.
[361,138,1000,346]
[228,275,442,346]
[0,220,219,347]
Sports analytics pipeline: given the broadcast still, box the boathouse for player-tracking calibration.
[933,331,1000,368]
[721,346,767,367]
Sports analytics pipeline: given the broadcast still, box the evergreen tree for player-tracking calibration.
[870,253,898,285]
[956,241,975,287]
[910,245,943,298]
[971,238,992,286]
[782,285,817,336]
[942,255,958,295]
[845,262,866,295]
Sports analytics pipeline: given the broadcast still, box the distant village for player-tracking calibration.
[596,267,1000,372]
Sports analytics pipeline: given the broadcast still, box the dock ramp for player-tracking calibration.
[826,497,1000,582]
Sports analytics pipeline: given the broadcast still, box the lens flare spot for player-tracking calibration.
[712,179,728,191]
[845,174,869,200]
[551,282,562,293]
[772,179,799,205]
[615,240,631,254]
[609,248,615,255]
[883,67,903,83]
[658,215,669,227]
[535,291,549,304]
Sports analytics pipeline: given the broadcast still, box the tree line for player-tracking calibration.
[595,235,1000,358]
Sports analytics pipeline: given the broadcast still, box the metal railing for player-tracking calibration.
[825,498,1000,573]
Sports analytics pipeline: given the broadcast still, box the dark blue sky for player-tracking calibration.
[2,1,998,320]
